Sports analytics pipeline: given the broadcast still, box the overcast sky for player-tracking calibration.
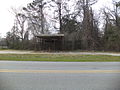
[0,0,112,37]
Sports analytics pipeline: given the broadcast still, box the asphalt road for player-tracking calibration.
[0,61,120,90]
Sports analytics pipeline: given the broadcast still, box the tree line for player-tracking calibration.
[5,0,120,52]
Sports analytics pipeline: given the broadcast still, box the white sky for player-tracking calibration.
[0,0,112,37]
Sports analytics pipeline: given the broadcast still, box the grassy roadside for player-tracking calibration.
[0,54,120,62]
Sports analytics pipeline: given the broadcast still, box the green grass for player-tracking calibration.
[0,54,120,62]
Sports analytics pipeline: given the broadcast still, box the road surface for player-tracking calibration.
[0,61,120,90]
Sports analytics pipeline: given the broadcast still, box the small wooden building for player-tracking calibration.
[35,34,64,51]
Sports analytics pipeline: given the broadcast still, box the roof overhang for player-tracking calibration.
[35,34,64,38]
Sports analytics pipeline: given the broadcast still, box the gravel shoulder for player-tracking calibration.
[0,50,120,56]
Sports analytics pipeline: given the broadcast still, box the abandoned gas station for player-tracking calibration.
[35,34,64,51]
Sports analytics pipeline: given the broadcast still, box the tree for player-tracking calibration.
[51,0,71,34]
[62,15,80,33]
[102,1,120,51]
[7,8,30,49]
[23,0,50,35]
[75,0,99,50]
[6,31,20,49]
[62,15,82,50]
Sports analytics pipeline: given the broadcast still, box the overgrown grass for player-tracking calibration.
[0,54,120,62]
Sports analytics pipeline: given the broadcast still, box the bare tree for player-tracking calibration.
[75,0,99,50]
[8,8,30,49]
[23,0,50,35]
[51,0,71,34]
